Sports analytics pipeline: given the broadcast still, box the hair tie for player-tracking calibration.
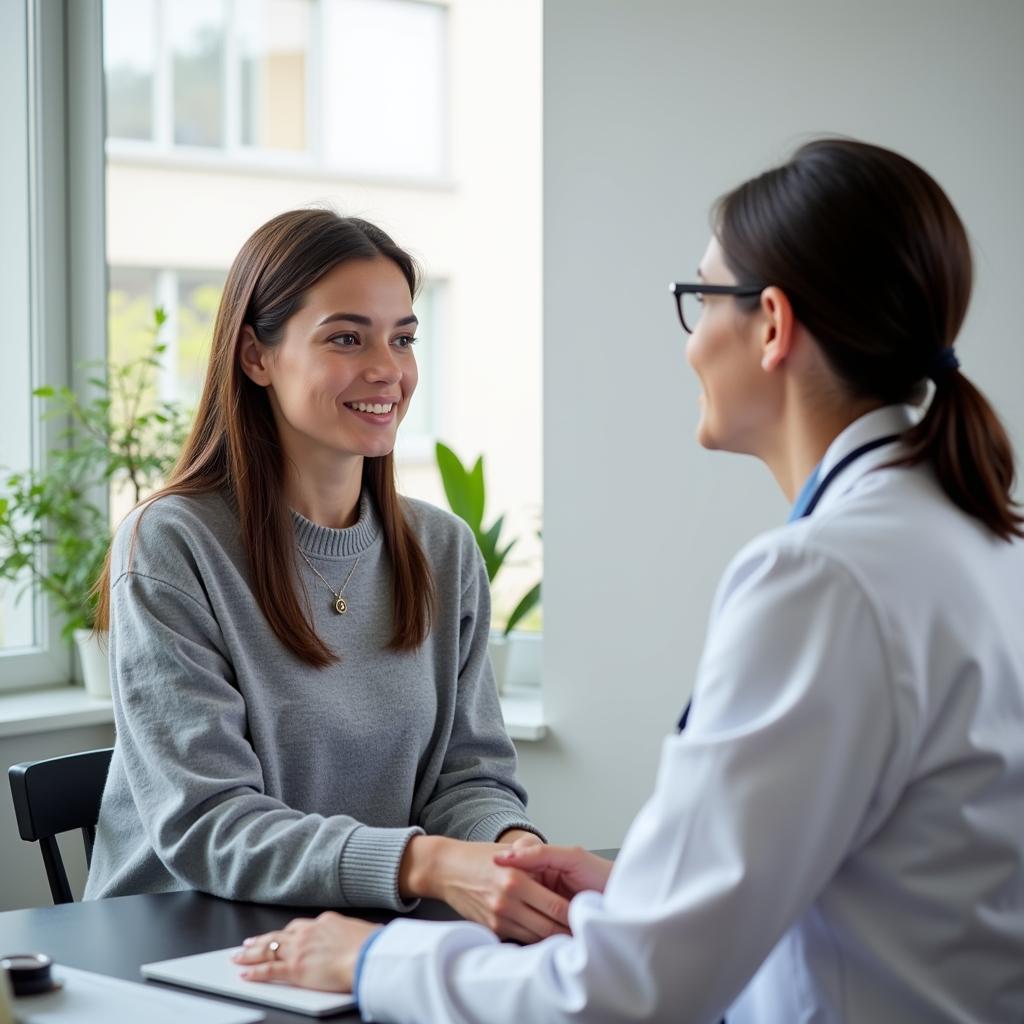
[927,347,960,380]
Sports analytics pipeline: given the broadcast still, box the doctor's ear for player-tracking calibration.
[758,286,796,373]
[239,325,273,387]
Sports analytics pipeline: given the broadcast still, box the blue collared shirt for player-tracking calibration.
[353,928,385,1006]
[787,463,822,522]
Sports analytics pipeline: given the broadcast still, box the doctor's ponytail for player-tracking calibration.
[889,358,1022,541]
[716,137,1023,541]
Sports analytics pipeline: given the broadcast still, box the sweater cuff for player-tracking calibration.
[338,824,424,911]
[465,810,546,844]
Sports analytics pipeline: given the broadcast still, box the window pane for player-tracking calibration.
[176,272,224,408]
[170,0,227,147]
[239,0,311,152]
[322,0,447,177]
[104,0,157,141]
[107,268,170,526]
[397,281,439,442]
[108,267,159,368]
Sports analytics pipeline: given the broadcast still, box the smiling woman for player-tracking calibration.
[82,210,563,945]
[238,258,421,528]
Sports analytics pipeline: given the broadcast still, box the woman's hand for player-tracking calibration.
[233,912,380,992]
[400,835,571,944]
[493,844,614,900]
[496,828,544,847]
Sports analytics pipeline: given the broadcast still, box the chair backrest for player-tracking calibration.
[8,747,113,904]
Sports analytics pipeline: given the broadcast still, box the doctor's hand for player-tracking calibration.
[493,843,613,900]
[234,912,380,992]
[399,836,572,944]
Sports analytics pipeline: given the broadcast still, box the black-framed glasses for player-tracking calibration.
[670,282,765,334]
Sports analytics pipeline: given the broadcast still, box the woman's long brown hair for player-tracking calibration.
[94,210,436,665]
[716,138,1023,541]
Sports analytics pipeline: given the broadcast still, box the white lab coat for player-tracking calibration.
[360,405,1024,1023]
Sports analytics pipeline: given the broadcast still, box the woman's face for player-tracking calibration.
[253,257,419,464]
[686,237,776,454]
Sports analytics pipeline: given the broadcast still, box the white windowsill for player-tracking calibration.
[0,685,114,739]
[0,685,548,742]
[499,686,547,742]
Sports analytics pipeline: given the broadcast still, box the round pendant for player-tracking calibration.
[334,595,348,614]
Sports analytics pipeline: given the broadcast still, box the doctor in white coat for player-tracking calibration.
[235,138,1024,1022]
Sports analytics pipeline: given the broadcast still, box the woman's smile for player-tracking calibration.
[342,398,399,425]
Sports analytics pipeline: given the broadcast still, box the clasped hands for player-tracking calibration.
[233,833,613,993]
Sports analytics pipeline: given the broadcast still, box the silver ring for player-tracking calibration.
[267,940,281,959]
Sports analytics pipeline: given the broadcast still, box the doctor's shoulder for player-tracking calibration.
[714,469,1008,630]
[707,509,892,630]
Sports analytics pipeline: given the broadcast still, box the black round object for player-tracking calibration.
[1,952,55,996]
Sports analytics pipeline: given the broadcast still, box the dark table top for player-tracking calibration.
[0,890,460,1021]
[0,852,617,1020]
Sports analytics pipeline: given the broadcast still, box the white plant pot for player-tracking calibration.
[488,634,510,695]
[489,630,544,694]
[506,630,542,688]
[73,628,111,700]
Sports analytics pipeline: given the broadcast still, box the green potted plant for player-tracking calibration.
[435,442,541,693]
[0,309,191,697]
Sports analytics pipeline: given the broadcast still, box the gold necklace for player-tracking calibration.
[298,550,363,614]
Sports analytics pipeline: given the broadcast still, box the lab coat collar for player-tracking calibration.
[812,404,918,516]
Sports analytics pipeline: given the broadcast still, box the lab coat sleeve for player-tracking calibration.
[358,541,900,1024]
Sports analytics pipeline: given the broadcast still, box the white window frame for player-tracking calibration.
[0,0,107,692]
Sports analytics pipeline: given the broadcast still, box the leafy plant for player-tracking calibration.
[0,309,191,639]
[435,442,541,635]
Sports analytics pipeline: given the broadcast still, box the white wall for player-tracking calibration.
[0,723,116,911]
[516,0,1024,847]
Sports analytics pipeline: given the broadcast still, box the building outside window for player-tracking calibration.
[104,0,447,179]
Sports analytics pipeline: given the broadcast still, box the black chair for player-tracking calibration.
[8,747,113,904]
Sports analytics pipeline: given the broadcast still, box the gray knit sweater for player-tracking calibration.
[84,489,538,909]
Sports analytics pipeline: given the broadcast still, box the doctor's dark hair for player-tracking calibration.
[93,209,436,665]
[715,137,1022,541]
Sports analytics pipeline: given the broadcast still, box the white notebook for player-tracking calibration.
[141,947,357,1017]
[12,964,264,1024]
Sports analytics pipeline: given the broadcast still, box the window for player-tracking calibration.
[104,0,157,141]
[106,267,220,524]
[320,0,447,178]
[395,281,443,459]
[108,267,225,406]
[104,0,447,179]
[104,0,543,646]
[238,0,311,152]
[169,1,228,148]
